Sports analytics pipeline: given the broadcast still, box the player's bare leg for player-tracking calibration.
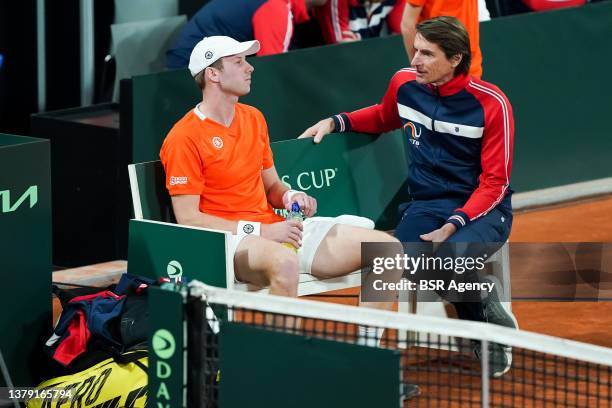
[311,224,403,309]
[311,225,404,345]
[234,235,300,327]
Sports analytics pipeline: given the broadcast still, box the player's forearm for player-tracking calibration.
[265,180,288,209]
[175,210,239,234]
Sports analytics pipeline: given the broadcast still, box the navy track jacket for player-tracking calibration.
[332,68,515,230]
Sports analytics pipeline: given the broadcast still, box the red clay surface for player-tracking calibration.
[510,196,612,348]
[312,196,612,348]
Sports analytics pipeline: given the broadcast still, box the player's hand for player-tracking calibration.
[283,191,317,218]
[298,118,334,144]
[261,219,303,248]
[420,223,457,243]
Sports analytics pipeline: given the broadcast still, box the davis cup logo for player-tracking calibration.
[212,136,223,149]
[167,260,183,282]
[152,329,176,359]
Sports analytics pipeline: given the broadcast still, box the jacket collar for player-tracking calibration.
[427,73,470,97]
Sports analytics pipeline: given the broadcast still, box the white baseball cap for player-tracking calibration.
[188,36,260,77]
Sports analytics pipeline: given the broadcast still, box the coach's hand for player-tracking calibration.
[420,223,457,243]
[339,30,360,42]
[262,219,303,248]
[284,191,317,218]
[298,118,334,144]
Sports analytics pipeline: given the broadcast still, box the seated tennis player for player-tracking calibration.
[160,35,404,328]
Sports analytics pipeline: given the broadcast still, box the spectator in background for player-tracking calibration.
[521,0,586,11]
[167,0,326,69]
[314,0,404,43]
[400,0,483,78]
[478,0,491,21]
[312,0,491,45]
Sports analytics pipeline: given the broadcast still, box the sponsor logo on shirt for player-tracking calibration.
[169,176,188,186]
[212,136,224,149]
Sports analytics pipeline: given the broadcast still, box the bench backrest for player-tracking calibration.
[127,219,229,286]
[128,159,175,222]
[128,132,410,229]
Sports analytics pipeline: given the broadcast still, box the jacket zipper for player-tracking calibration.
[431,86,440,132]
[431,87,441,166]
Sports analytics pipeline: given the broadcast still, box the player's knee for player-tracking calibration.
[269,248,299,293]
[367,230,403,250]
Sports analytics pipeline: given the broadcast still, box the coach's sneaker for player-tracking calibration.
[473,339,512,378]
[474,275,518,377]
[482,275,518,330]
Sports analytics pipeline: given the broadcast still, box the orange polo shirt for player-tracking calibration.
[160,103,284,224]
[407,0,482,78]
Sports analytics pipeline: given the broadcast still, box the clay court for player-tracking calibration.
[307,195,612,348]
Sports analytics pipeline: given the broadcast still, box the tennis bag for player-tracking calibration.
[26,350,147,408]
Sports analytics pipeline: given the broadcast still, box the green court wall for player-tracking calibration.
[127,2,612,193]
[220,323,401,408]
[0,134,51,387]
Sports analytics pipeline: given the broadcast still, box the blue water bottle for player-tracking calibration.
[283,202,304,252]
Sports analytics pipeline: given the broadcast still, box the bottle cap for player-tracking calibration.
[291,202,301,213]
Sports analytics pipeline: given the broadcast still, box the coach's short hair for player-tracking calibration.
[194,58,225,90]
[416,16,471,76]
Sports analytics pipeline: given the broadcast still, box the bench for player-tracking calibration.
[127,132,511,332]
[127,132,411,297]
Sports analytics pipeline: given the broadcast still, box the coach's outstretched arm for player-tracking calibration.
[298,71,408,143]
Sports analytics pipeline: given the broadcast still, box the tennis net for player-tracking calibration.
[185,281,612,408]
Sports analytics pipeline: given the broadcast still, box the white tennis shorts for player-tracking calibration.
[228,215,375,278]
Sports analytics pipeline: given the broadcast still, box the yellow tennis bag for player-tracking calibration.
[26,350,147,408]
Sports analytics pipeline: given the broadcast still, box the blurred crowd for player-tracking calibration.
[166,0,598,73]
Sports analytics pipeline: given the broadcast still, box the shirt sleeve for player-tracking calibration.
[160,131,205,196]
[447,88,515,229]
[332,70,408,134]
[290,0,310,24]
[252,0,293,55]
[316,0,352,44]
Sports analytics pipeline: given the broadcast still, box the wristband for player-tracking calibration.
[331,113,351,133]
[282,189,302,206]
[237,220,261,238]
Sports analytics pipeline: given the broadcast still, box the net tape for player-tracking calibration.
[187,280,612,408]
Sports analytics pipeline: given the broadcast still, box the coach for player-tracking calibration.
[300,16,518,377]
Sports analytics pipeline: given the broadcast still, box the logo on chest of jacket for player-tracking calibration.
[212,136,223,149]
[404,121,422,146]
